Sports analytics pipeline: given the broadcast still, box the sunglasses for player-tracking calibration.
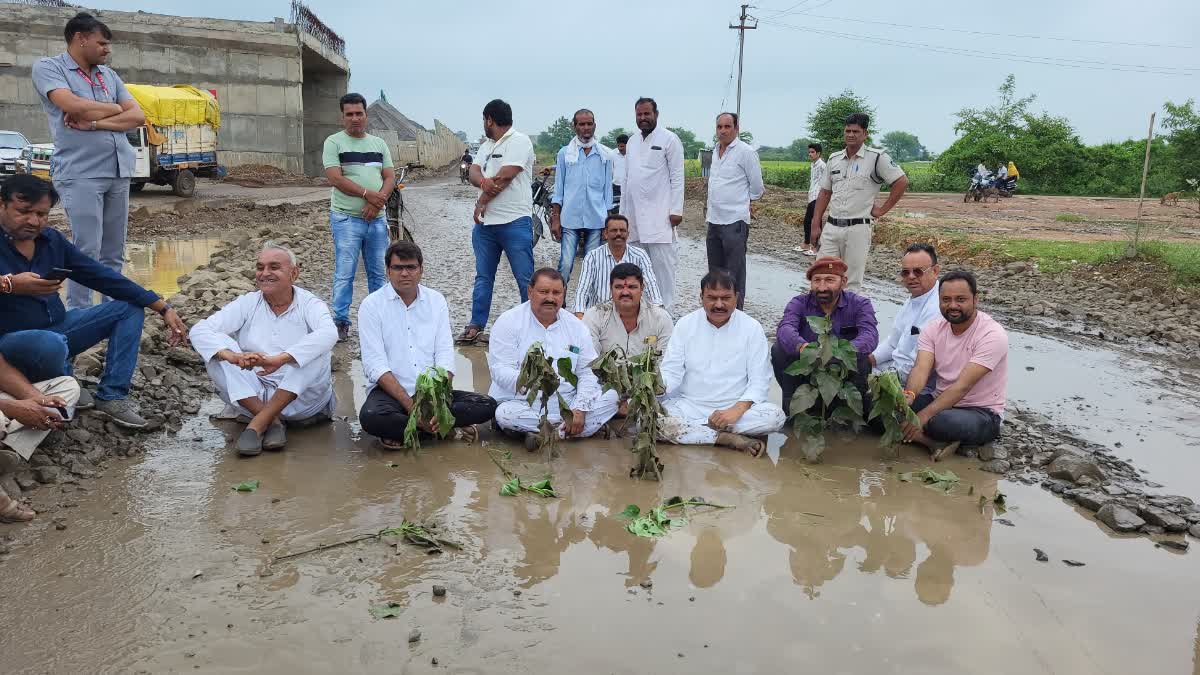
[898,266,933,278]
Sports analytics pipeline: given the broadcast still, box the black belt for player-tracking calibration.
[826,217,873,227]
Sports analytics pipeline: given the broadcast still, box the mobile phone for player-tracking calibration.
[46,267,72,281]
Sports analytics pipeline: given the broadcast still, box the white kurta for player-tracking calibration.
[620,125,684,244]
[488,301,618,437]
[357,283,455,395]
[189,286,338,420]
[872,283,941,383]
[658,309,785,444]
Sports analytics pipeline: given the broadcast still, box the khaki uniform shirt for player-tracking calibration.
[820,146,905,219]
[583,301,673,357]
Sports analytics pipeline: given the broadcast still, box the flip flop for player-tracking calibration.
[380,437,405,450]
[0,494,35,523]
[455,325,483,345]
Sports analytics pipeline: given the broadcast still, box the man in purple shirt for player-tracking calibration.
[772,256,878,414]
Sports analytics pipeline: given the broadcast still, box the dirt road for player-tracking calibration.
[2,180,1198,674]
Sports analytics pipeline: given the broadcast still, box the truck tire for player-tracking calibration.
[172,169,195,198]
[130,182,145,193]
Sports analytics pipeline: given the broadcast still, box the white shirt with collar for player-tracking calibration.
[487,301,604,411]
[612,150,626,187]
[358,283,455,395]
[808,157,827,204]
[189,286,338,387]
[619,124,685,244]
[705,138,765,225]
[472,127,535,225]
[871,282,941,380]
[820,146,906,219]
[660,308,772,419]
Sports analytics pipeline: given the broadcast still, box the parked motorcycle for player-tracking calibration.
[530,167,554,247]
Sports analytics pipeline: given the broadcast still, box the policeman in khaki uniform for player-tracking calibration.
[810,112,908,293]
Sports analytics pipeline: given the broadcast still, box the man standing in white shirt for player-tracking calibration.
[551,109,613,285]
[870,243,942,387]
[620,97,685,312]
[357,241,498,448]
[810,112,909,292]
[802,143,825,255]
[706,112,764,310]
[611,133,629,214]
[489,268,619,448]
[189,244,339,456]
[460,99,536,345]
[659,269,785,456]
[572,214,663,315]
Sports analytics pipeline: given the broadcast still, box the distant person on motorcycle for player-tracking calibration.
[551,109,613,285]
[974,162,990,182]
[995,162,1008,188]
[1006,160,1019,190]
[462,149,473,164]
[459,99,536,345]
[611,133,629,214]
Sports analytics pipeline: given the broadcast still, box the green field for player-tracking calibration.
[685,159,941,191]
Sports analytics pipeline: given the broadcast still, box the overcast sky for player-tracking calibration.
[100,0,1198,152]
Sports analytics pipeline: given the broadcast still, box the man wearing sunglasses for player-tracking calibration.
[870,243,941,387]
[357,241,498,449]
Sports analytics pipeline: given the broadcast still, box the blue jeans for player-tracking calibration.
[470,217,534,328]
[557,228,603,285]
[0,301,145,400]
[330,210,389,325]
[913,393,1002,445]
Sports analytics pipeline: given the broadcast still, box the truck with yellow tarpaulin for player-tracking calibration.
[124,84,223,197]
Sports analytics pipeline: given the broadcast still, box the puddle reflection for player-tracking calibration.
[124,237,222,297]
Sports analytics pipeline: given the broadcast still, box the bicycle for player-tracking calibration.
[386,164,414,242]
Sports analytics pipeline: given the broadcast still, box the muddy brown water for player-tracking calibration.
[2,346,1198,674]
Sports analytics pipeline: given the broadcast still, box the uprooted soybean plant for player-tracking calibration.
[515,341,574,460]
[867,370,921,457]
[590,336,667,480]
[403,366,456,451]
[784,315,865,462]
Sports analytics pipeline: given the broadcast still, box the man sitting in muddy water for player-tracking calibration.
[901,270,1008,460]
[772,256,878,415]
[870,243,942,387]
[658,269,785,456]
[489,268,619,448]
[357,241,499,448]
[189,243,338,456]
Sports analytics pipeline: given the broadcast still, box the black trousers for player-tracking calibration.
[706,220,749,309]
[771,341,871,417]
[802,200,817,244]
[359,387,498,440]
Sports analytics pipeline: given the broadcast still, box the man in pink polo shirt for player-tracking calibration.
[900,270,1007,460]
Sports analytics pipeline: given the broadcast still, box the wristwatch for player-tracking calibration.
[90,120,97,131]
[157,302,172,316]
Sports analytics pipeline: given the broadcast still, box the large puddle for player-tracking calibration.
[124,237,224,297]
[1,347,1198,673]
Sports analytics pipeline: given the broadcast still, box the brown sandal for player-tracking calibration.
[455,325,483,345]
[0,494,35,523]
[380,437,405,450]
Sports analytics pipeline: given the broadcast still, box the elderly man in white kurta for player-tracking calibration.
[619,97,684,312]
[489,269,619,447]
[659,270,786,456]
[189,244,338,456]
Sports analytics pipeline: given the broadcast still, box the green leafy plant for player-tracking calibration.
[231,480,260,492]
[616,496,732,539]
[500,476,557,498]
[516,342,574,460]
[783,316,865,462]
[590,338,667,480]
[403,366,456,451]
[867,371,921,457]
[899,467,961,494]
[272,520,461,563]
[369,602,404,619]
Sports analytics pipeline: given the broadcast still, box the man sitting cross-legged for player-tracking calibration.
[189,243,338,457]
[902,270,1008,460]
[357,241,498,448]
[489,268,619,448]
[658,268,786,456]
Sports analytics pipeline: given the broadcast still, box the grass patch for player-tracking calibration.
[1054,213,1086,223]
[1137,240,1200,285]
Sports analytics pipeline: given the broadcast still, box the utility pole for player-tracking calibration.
[729,4,757,121]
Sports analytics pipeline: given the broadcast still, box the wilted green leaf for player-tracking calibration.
[814,371,841,405]
[556,357,578,388]
[232,480,260,492]
[618,504,641,520]
[789,384,820,414]
[370,602,404,619]
[500,477,520,496]
[994,492,1008,514]
[805,315,832,333]
[783,348,819,375]
[840,383,864,416]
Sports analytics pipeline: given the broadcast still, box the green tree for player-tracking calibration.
[669,127,705,159]
[601,127,631,146]
[880,131,929,162]
[1161,99,1199,188]
[738,130,754,144]
[536,116,575,153]
[807,90,877,153]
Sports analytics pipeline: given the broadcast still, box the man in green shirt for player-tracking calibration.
[322,92,395,341]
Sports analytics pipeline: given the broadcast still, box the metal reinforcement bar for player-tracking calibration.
[11,0,76,6]
[289,0,345,57]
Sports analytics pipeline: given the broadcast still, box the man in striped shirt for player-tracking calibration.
[572,214,663,317]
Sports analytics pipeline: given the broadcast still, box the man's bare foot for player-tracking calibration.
[930,441,961,462]
[0,494,35,523]
[524,432,541,452]
[716,431,766,457]
[380,437,405,450]
[457,425,479,444]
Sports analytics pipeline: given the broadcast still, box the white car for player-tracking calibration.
[0,130,29,179]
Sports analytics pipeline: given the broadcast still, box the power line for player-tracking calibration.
[758,0,813,18]
[719,33,740,111]
[781,12,1195,49]
[758,18,1199,75]
[729,3,758,120]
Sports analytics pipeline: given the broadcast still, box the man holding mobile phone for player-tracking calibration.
[0,175,188,430]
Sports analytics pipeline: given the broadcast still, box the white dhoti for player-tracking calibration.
[495,389,620,438]
[0,377,81,460]
[206,359,334,423]
[658,397,786,446]
[632,239,679,313]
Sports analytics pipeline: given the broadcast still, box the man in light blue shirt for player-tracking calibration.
[550,109,613,284]
[871,243,941,388]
